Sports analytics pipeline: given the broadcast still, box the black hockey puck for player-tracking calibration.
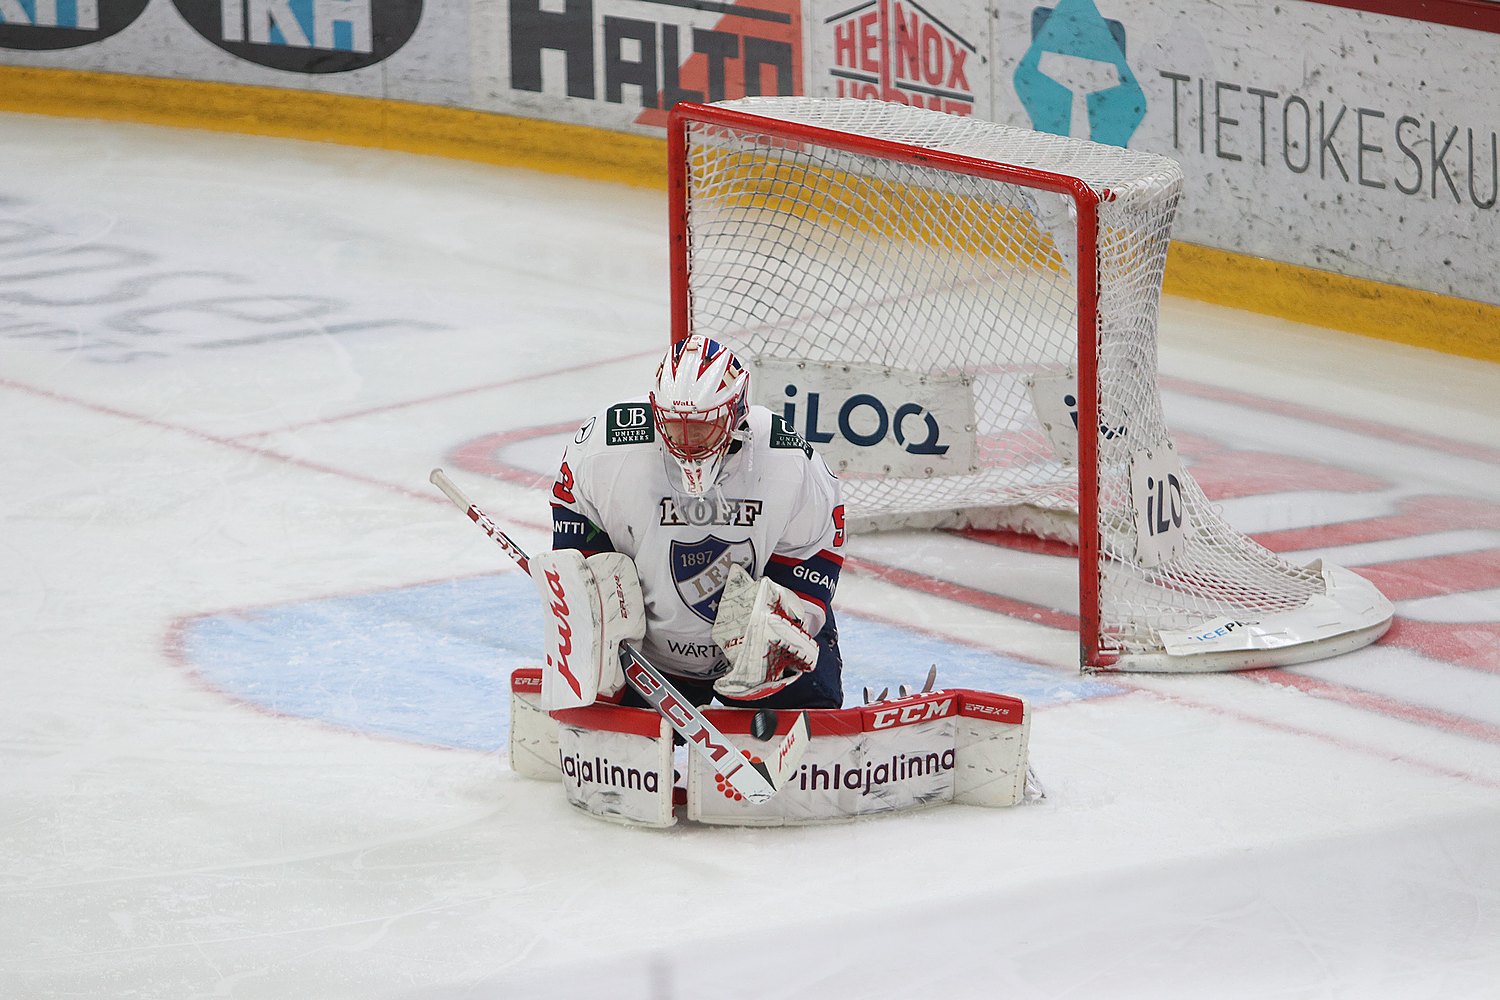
[751,709,778,741]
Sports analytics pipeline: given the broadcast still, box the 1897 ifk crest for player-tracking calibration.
[669,536,756,622]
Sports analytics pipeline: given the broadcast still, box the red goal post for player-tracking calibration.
[666,97,1392,672]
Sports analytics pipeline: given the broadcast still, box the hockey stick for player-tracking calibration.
[429,468,809,804]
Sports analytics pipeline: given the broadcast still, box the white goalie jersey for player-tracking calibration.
[549,400,845,681]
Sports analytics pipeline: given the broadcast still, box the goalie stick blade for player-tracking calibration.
[743,711,811,799]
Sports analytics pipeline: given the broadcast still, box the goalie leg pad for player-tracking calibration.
[508,669,561,780]
[556,707,675,828]
[531,549,646,710]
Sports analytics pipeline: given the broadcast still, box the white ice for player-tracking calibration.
[2,113,1498,1000]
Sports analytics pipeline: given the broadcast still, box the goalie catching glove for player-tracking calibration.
[531,550,646,710]
[711,564,819,700]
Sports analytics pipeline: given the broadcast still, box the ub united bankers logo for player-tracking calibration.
[605,403,654,446]
[172,0,421,73]
[0,0,150,50]
[671,536,755,623]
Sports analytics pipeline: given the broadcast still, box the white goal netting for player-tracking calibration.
[672,97,1391,670]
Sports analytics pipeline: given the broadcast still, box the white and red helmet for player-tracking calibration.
[650,336,749,496]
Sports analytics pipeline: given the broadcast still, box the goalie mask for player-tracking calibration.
[650,336,749,497]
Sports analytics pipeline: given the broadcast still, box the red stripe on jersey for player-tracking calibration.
[769,549,845,569]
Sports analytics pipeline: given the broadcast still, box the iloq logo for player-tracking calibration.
[1025,368,1130,467]
[171,0,421,73]
[0,0,149,50]
[1130,441,1189,567]
[750,357,977,478]
[781,383,950,457]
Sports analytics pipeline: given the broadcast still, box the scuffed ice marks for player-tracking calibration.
[0,198,445,365]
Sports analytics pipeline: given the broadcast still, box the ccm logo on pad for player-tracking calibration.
[868,698,955,730]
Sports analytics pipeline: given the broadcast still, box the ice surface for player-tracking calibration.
[2,114,1498,1000]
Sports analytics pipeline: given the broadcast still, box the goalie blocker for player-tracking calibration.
[529,548,645,710]
[510,668,1031,828]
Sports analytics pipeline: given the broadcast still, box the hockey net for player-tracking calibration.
[667,98,1391,672]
